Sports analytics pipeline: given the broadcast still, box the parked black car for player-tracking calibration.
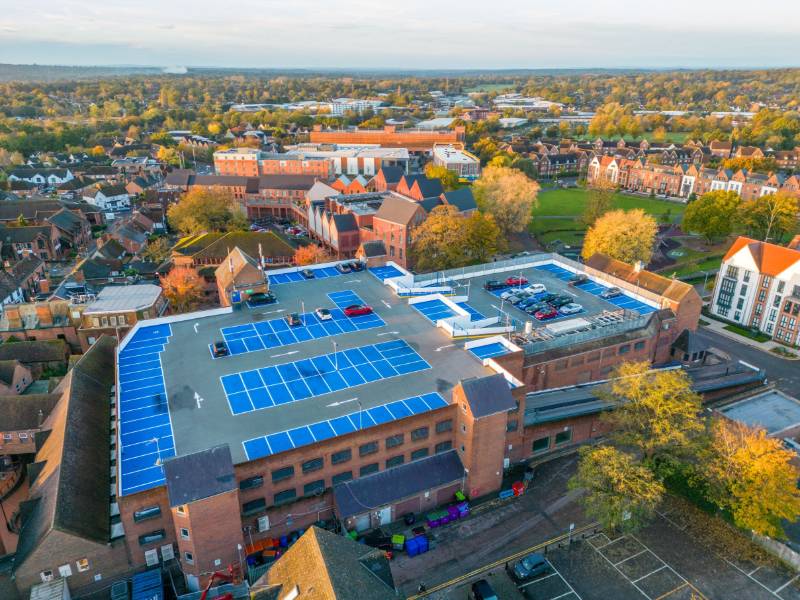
[301,269,315,279]
[470,579,498,600]
[568,273,589,286]
[507,552,550,583]
[483,280,506,291]
[248,291,276,305]
[336,263,352,274]
[348,261,364,272]
[212,341,229,357]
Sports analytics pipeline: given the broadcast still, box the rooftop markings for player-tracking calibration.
[268,265,342,286]
[469,342,509,360]
[369,265,405,281]
[242,391,448,460]
[220,339,431,416]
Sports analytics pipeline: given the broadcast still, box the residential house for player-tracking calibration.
[709,140,733,158]
[214,247,270,307]
[8,168,74,188]
[78,284,167,349]
[125,175,161,198]
[395,174,444,201]
[0,270,24,310]
[7,256,47,301]
[83,184,131,212]
[735,146,765,160]
[368,166,405,192]
[0,359,33,395]
[0,224,62,261]
[46,208,92,254]
[0,339,69,378]
[0,393,59,456]
[370,195,426,267]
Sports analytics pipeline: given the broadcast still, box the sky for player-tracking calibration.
[1,0,799,70]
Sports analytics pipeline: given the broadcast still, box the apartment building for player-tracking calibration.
[432,146,481,179]
[710,237,800,346]
[309,124,466,153]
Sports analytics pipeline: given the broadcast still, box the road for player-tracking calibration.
[696,327,800,395]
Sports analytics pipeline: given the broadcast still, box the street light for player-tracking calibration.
[152,437,162,467]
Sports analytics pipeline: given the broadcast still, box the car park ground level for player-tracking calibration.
[393,455,800,600]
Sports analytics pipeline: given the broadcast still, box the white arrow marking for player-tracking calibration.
[327,397,359,407]
[435,344,456,352]
[345,279,361,283]
[194,391,204,409]
[262,308,285,315]
[193,322,199,334]
[377,331,400,337]
[381,300,391,308]
[272,350,299,358]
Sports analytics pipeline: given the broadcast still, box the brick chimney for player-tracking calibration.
[38,278,50,294]
[35,304,53,327]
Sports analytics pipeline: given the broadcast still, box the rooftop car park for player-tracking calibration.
[116,253,665,497]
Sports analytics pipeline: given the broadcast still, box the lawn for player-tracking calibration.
[532,188,685,219]
[723,323,772,343]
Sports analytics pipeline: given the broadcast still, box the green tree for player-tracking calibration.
[167,187,248,235]
[569,446,665,533]
[738,192,799,242]
[473,166,539,237]
[701,419,800,538]
[424,163,459,192]
[141,236,172,264]
[682,191,741,243]
[581,209,658,265]
[581,178,616,227]
[601,362,704,462]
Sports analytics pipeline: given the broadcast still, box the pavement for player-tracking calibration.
[696,328,800,395]
[700,318,798,358]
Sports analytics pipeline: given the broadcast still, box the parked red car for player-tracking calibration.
[344,304,373,317]
[506,276,529,286]
[534,306,558,320]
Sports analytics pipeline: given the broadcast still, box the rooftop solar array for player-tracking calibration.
[213,290,382,357]
[220,339,431,415]
[242,391,449,460]
[117,324,175,496]
[536,263,657,315]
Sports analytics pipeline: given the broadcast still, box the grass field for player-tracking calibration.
[532,188,686,219]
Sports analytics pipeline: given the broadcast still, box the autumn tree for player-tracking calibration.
[423,163,459,192]
[160,269,204,313]
[701,419,800,538]
[141,236,172,264]
[167,187,248,235]
[569,446,665,533]
[472,165,539,236]
[601,362,704,462]
[581,178,616,227]
[682,190,741,243]
[581,209,658,264]
[410,205,502,272]
[293,244,329,266]
[738,192,799,242]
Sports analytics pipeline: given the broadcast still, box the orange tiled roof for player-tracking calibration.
[724,236,800,277]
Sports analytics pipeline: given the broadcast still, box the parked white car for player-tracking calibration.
[559,303,583,315]
[522,283,547,295]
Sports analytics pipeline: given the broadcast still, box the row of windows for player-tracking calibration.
[2,431,33,441]
[90,314,127,328]
[240,442,454,514]
[531,428,573,454]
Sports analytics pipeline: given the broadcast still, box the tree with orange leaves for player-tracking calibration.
[160,269,205,314]
[293,244,329,266]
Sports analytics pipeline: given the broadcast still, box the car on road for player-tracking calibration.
[559,302,583,315]
[344,304,373,317]
[470,579,498,600]
[568,273,589,286]
[336,263,352,274]
[247,292,276,306]
[301,269,315,279]
[483,280,506,291]
[600,286,623,299]
[506,275,529,286]
[286,313,302,326]
[315,307,332,321]
[535,306,559,320]
[507,552,550,583]
[212,341,229,358]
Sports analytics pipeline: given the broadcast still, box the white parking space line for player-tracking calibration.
[615,548,649,566]
[633,565,666,584]
[518,572,559,588]
[775,573,800,594]
[548,561,584,600]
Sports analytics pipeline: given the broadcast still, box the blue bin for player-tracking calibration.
[417,535,429,554]
[405,536,420,557]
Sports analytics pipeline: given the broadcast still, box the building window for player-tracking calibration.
[40,571,54,583]
[304,480,325,496]
[332,471,353,485]
[507,419,518,432]
[139,530,166,546]
[532,437,550,453]
[180,528,190,540]
[359,441,378,456]
[92,317,100,327]
[239,475,264,490]
[411,426,429,441]
[435,441,452,454]
[618,344,631,355]
[555,429,572,445]
[76,559,90,573]
[634,341,646,351]
[133,506,161,523]
[58,564,72,578]
[411,448,429,461]
[119,314,126,325]
[385,434,404,449]
[271,466,294,483]
[386,455,405,469]
[242,498,267,515]
[436,419,452,434]
[274,489,296,506]
[360,463,379,476]
[331,449,352,465]
[175,505,186,516]
[184,552,194,565]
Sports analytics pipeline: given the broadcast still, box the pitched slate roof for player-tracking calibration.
[96,184,128,197]
[442,187,477,212]
[0,270,21,300]
[164,445,236,507]
[0,224,52,244]
[9,254,44,282]
[418,197,444,213]
[723,236,800,278]
[0,359,23,385]
[373,195,422,226]
[460,373,518,418]
[190,231,294,262]
[262,526,396,600]
[333,450,464,519]
[0,393,59,430]
[47,208,85,235]
[359,240,386,258]
[13,337,116,570]
[0,340,68,364]
[331,213,358,233]
[403,174,444,198]
[377,166,405,184]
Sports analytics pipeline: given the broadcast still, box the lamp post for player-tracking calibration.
[152,437,162,467]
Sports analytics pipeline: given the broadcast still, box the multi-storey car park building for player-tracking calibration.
[105,251,710,591]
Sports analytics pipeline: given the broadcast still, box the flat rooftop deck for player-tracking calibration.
[720,389,800,435]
